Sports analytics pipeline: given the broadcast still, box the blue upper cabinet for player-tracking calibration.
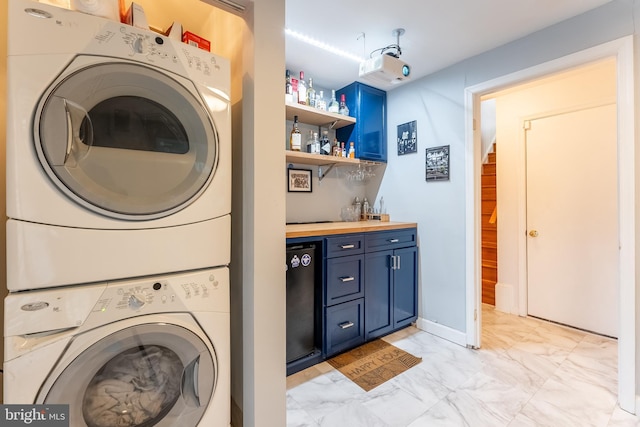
[336,82,387,163]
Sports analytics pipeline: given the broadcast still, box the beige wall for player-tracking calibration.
[1,0,8,405]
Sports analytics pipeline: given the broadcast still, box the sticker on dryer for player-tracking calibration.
[301,253,312,267]
[290,255,300,268]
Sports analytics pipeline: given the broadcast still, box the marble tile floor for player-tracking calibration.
[286,304,640,427]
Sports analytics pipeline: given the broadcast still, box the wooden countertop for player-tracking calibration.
[286,221,417,239]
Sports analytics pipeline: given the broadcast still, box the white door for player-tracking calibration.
[525,103,618,337]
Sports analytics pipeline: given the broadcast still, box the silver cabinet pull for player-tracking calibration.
[339,321,354,329]
[388,238,399,243]
[390,255,402,270]
[340,244,355,249]
[339,276,355,282]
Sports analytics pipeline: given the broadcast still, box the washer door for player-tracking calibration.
[41,323,216,427]
[35,58,219,220]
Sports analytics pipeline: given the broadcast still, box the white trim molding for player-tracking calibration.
[417,317,467,347]
[464,35,636,414]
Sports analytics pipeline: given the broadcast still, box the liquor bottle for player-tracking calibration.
[290,115,301,151]
[348,141,355,158]
[341,142,346,158]
[316,90,327,111]
[311,132,320,154]
[307,77,316,108]
[297,71,307,105]
[320,130,331,155]
[339,93,350,116]
[285,69,293,103]
[328,89,339,113]
[305,130,314,153]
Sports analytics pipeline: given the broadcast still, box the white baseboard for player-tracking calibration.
[416,317,467,347]
[495,282,518,314]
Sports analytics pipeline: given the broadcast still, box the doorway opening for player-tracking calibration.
[464,36,635,413]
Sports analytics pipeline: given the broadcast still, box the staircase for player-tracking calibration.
[481,145,497,305]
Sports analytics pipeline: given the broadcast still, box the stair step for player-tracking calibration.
[483,163,496,175]
[482,187,496,201]
[482,174,496,187]
[483,259,498,269]
[482,267,497,282]
[481,203,496,215]
[487,152,496,163]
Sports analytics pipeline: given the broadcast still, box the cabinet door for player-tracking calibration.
[393,246,418,328]
[364,249,393,340]
[337,82,387,163]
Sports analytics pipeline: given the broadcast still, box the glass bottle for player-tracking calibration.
[285,69,293,103]
[307,77,316,108]
[320,130,331,155]
[339,93,350,116]
[305,130,314,153]
[289,115,301,151]
[348,141,355,158]
[316,90,326,111]
[297,71,307,105]
[311,132,320,154]
[328,89,339,113]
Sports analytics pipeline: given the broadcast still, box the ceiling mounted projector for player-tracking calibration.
[359,28,411,86]
[359,54,411,85]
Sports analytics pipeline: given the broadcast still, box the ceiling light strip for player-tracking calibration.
[285,28,364,63]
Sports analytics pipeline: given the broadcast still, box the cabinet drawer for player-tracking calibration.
[325,298,365,357]
[326,234,364,257]
[326,254,364,305]
[365,228,417,252]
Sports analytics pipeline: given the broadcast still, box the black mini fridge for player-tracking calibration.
[286,242,319,366]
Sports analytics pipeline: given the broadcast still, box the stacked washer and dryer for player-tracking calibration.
[4,1,232,426]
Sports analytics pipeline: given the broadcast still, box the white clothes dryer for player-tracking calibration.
[4,267,230,427]
[6,0,231,291]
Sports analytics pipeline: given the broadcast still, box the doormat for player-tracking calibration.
[327,339,422,391]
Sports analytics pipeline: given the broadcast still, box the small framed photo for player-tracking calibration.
[288,168,313,192]
[397,120,417,155]
[426,145,450,181]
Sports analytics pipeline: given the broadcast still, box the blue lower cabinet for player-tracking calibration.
[364,250,394,340]
[325,298,365,357]
[320,228,417,359]
[392,246,419,328]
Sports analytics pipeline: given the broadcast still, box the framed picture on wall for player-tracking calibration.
[426,145,450,181]
[397,120,417,155]
[287,168,312,192]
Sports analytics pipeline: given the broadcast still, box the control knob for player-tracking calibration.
[128,292,147,310]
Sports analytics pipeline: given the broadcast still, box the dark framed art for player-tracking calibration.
[426,145,450,181]
[397,120,417,155]
[287,168,312,192]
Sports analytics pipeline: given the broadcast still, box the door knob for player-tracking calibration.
[529,230,539,237]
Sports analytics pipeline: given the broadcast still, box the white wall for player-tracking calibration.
[379,0,638,386]
[492,59,617,314]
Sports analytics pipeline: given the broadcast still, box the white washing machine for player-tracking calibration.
[4,267,230,427]
[6,0,232,291]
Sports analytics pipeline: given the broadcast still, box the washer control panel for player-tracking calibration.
[91,268,227,315]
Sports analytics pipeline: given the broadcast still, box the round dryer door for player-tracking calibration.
[35,59,220,220]
[40,323,217,427]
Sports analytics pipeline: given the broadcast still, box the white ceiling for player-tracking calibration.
[285,0,612,92]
